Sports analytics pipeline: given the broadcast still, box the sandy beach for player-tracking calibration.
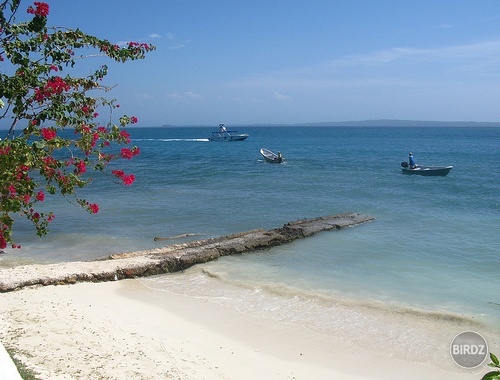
[0,278,488,380]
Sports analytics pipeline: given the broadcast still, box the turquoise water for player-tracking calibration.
[2,126,499,359]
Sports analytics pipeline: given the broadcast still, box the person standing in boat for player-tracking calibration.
[408,152,417,168]
[219,124,227,133]
[277,151,283,163]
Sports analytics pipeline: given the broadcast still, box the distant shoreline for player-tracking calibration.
[2,120,500,131]
[158,120,500,128]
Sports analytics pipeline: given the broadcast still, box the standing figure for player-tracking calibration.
[408,152,417,168]
[277,151,283,163]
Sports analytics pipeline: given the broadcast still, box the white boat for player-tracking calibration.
[260,148,283,163]
[209,124,249,141]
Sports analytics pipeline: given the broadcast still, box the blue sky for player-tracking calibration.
[31,1,500,125]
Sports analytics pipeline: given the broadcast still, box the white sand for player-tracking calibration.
[0,279,485,379]
[0,340,22,379]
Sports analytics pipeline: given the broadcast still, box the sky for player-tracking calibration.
[14,1,500,126]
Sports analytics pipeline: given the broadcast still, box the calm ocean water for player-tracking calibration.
[2,125,499,367]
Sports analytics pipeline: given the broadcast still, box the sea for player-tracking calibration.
[1,125,499,371]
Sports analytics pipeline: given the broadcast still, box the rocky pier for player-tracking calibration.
[0,212,374,292]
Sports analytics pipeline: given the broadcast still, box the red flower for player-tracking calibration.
[27,2,49,17]
[75,160,87,174]
[112,170,125,178]
[120,148,134,159]
[89,203,99,214]
[36,190,45,202]
[122,174,135,186]
[34,88,45,102]
[130,116,138,124]
[112,170,135,185]
[0,146,11,155]
[46,76,70,94]
[119,130,131,143]
[41,128,57,140]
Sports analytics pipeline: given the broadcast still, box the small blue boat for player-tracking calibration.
[401,161,453,176]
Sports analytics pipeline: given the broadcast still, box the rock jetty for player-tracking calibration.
[0,212,374,292]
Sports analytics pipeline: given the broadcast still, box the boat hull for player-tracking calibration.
[401,165,453,176]
[260,148,283,163]
[209,132,249,141]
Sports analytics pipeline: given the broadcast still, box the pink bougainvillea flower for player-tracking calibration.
[121,147,140,159]
[75,160,86,174]
[89,203,99,214]
[36,190,45,202]
[41,128,57,140]
[0,146,11,155]
[27,2,49,17]
[122,174,135,186]
[112,169,125,178]
[120,147,134,159]
[34,77,70,102]
[34,87,45,102]
[119,130,131,143]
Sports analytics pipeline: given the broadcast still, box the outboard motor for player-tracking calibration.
[401,161,408,168]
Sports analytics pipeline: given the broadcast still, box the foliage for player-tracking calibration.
[0,0,155,249]
[482,353,500,380]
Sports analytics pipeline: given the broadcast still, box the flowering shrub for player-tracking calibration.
[0,1,155,249]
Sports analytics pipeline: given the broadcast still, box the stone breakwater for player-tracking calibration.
[0,212,374,293]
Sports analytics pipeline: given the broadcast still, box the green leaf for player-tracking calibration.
[492,353,500,366]
[481,371,500,380]
[33,141,46,150]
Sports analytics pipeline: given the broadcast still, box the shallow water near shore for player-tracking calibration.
[139,263,494,375]
[2,126,499,359]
